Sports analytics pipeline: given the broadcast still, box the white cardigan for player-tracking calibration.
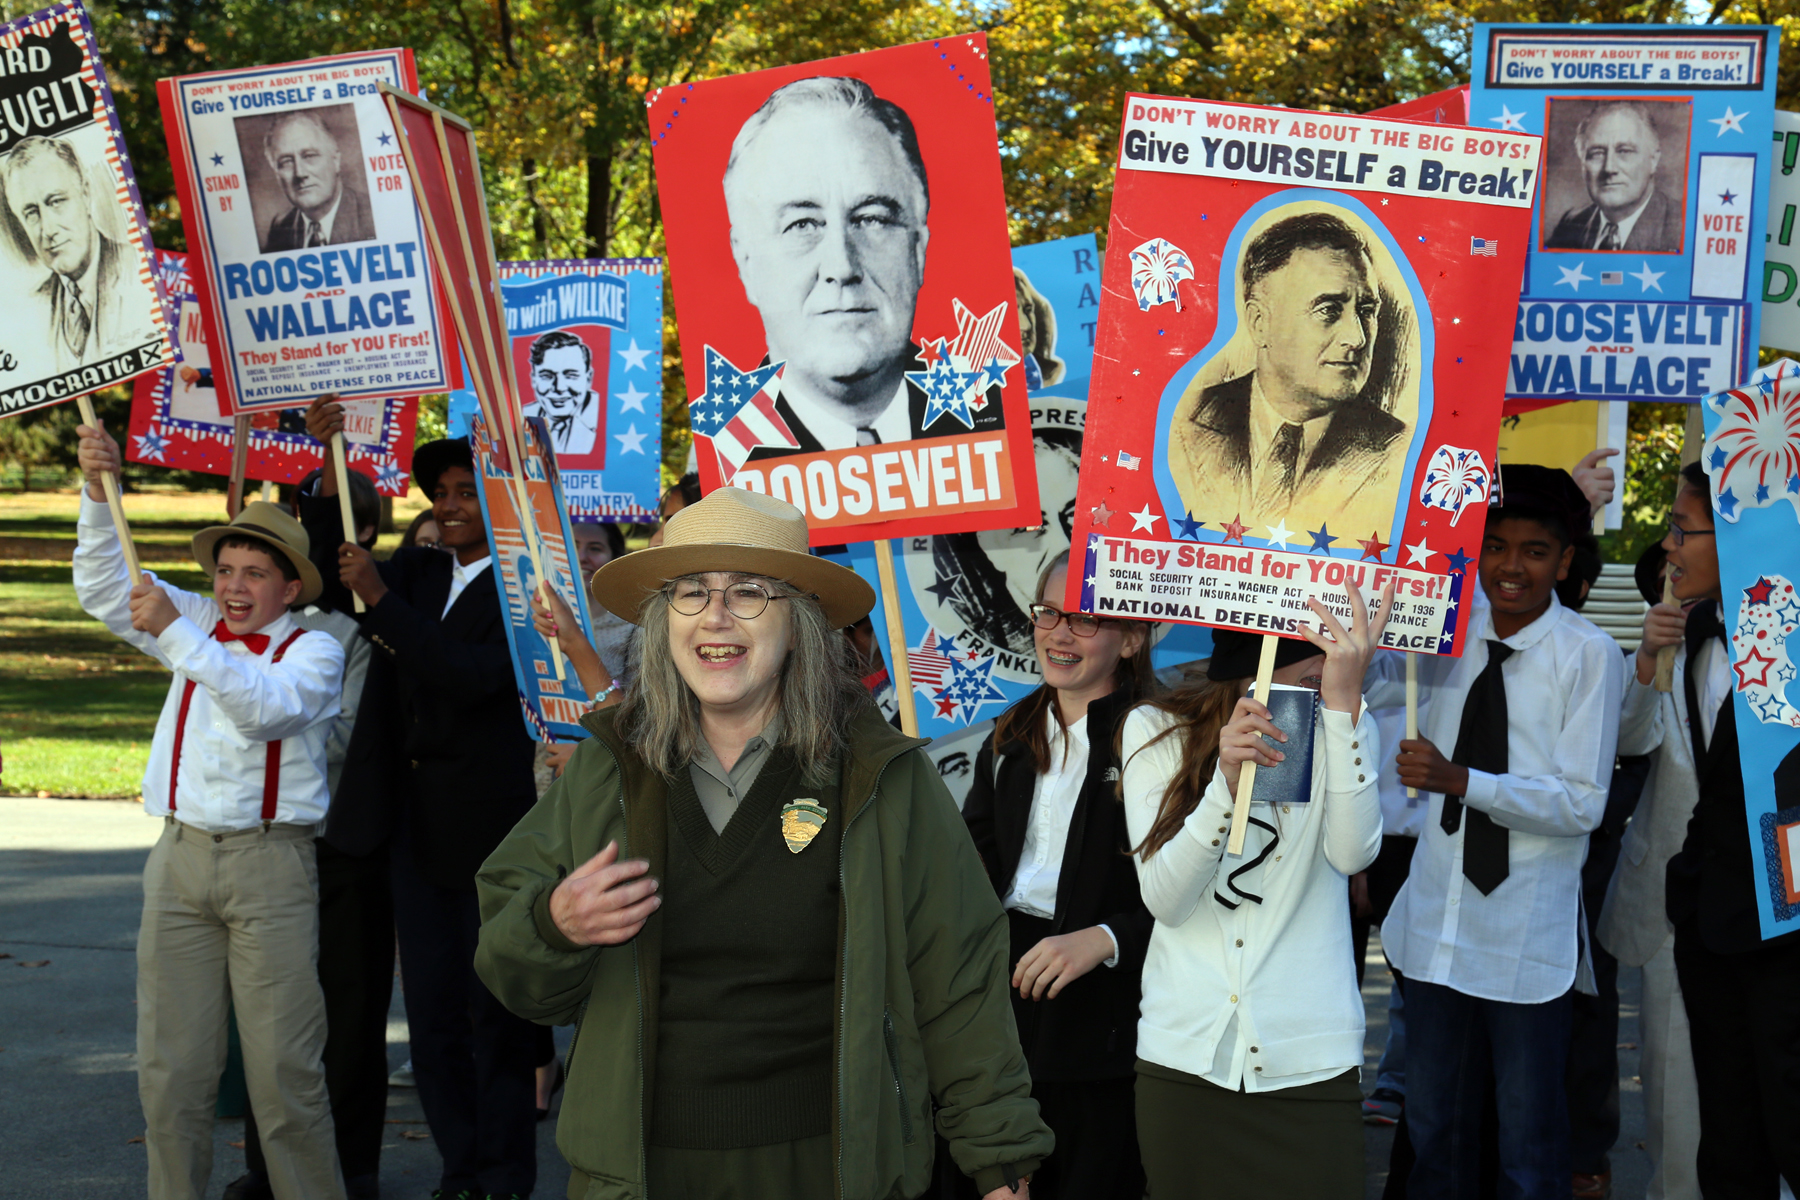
[1121,701,1383,1091]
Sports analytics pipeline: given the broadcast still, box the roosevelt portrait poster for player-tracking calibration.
[1070,96,1539,657]
[1468,23,1780,403]
[157,49,458,414]
[0,0,171,420]
[648,34,1040,544]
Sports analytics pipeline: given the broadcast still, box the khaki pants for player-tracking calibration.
[137,819,345,1200]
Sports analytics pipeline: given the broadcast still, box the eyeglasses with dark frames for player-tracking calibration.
[665,578,801,620]
[1666,521,1716,547]
[1028,603,1106,638]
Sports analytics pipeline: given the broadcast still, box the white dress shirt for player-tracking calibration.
[444,554,492,617]
[1590,192,1653,249]
[1122,700,1383,1091]
[1372,592,1625,1004]
[787,377,912,447]
[73,494,344,832]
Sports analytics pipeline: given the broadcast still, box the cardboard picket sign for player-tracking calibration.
[126,249,417,493]
[483,258,664,521]
[0,0,172,420]
[1762,111,1800,354]
[157,50,458,413]
[469,411,598,742]
[1069,95,1539,658]
[648,34,1040,544]
[1697,358,1800,941]
[1468,23,1781,404]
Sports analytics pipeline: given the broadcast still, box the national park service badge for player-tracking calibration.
[780,800,829,854]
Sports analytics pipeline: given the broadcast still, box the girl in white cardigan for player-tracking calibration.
[1121,585,1390,1199]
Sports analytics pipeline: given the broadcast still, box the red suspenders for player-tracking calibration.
[168,627,309,824]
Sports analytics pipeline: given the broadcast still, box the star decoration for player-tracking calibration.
[1776,599,1800,628]
[934,654,1009,725]
[1173,511,1205,540]
[1130,504,1161,533]
[375,460,407,492]
[1445,546,1473,574]
[1492,105,1526,131]
[617,338,654,372]
[1758,482,1773,503]
[1358,531,1390,562]
[1555,263,1591,290]
[1755,692,1788,722]
[1734,646,1778,690]
[907,357,982,430]
[1221,513,1249,544]
[1089,502,1114,529]
[1308,523,1338,553]
[924,573,961,605]
[377,131,393,147]
[209,152,224,167]
[1264,519,1294,548]
[919,338,945,367]
[979,356,1010,392]
[1719,189,1738,205]
[615,382,650,413]
[687,347,782,439]
[1630,260,1665,293]
[133,426,170,462]
[1709,106,1747,137]
[1709,445,1727,471]
[1405,538,1434,568]
[1718,487,1739,519]
[614,424,647,455]
[1746,576,1777,606]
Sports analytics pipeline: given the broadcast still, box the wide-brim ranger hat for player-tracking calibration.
[191,501,324,606]
[591,487,876,629]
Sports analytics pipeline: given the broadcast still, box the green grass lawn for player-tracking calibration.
[0,487,426,797]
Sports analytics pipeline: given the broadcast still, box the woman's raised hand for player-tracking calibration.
[1300,578,1396,722]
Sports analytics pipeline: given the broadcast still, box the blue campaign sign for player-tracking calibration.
[449,258,664,521]
[1700,359,1800,942]
[830,235,1210,803]
[1469,23,1780,403]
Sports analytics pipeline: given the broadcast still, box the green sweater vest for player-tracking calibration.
[649,748,843,1149]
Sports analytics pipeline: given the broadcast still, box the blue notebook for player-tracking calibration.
[1249,683,1319,807]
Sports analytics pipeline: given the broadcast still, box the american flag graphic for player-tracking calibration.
[1469,237,1498,257]
[689,346,800,476]
[907,629,958,692]
[1118,450,1141,471]
[1601,271,1623,285]
[712,389,800,474]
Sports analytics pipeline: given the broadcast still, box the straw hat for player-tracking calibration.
[191,501,324,606]
[592,487,875,628]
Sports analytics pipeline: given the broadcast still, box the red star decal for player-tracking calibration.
[918,337,946,367]
[1745,576,1776,605]
[1221,513,1249,543]
[1359,532,1390,562]
[1734,646,1779,690]
[1089,501,1114,528]
[935,697,960,717]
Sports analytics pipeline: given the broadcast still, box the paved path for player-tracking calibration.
[3,796,1654,1198]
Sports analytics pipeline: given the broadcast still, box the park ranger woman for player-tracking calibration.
[474,487,1051,1199]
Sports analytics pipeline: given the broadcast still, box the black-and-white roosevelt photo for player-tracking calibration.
[0,132,163,374]
[1540,97,1690,254]
[234,105,377,255]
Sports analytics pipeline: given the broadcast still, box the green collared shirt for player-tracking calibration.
[688,715,783,834]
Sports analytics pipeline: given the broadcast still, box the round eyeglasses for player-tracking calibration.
[1028,603,1105,638]
[665,579,796,620]
[1666,521,1715,547]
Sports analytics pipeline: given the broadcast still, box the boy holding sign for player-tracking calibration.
[71,420,348,1200]
[1374,465,1623,1198]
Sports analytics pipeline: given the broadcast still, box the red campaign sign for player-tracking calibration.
[648,34,1040,544]
[126,250,416,493]
[1070,96,1540,657]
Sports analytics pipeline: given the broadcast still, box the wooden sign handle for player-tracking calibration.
[874,538,919,738]
[227,414,251,518]
[76,394,141,585]
[1227,633,1280,856]
[1404,653,1419,799]
[1654,574,1677,693]
[330,432,365,614]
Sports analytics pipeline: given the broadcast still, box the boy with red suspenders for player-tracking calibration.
[73,421,349,1200]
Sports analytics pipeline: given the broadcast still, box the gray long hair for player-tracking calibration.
[616,577,871,786]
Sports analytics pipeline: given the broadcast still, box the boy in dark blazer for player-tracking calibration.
[301,398,541,1200]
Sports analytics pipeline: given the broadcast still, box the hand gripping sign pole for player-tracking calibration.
[1226,634,1280,856]
[379,84,565,678]
[75,396,143,587]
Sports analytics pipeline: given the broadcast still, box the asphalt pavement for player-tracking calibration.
[3,795,1653,1198]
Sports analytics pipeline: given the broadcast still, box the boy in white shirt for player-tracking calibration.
[1374,465,1624,1200]
[72,420,348,1200]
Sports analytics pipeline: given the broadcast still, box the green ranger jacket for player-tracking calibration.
[474,706,1051,1199]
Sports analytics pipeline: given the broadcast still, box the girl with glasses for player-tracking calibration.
[959,553,1159,1199]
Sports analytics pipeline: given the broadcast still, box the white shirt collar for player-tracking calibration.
[786,375,911,448]
[1596,191,1653,248]
[309,187,346,242]
[1473,588,1565,652]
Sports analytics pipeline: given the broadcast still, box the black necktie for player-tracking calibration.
[1597,220,1620,251]
[1271,423,1302,495]
[1441,640,1513,895]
